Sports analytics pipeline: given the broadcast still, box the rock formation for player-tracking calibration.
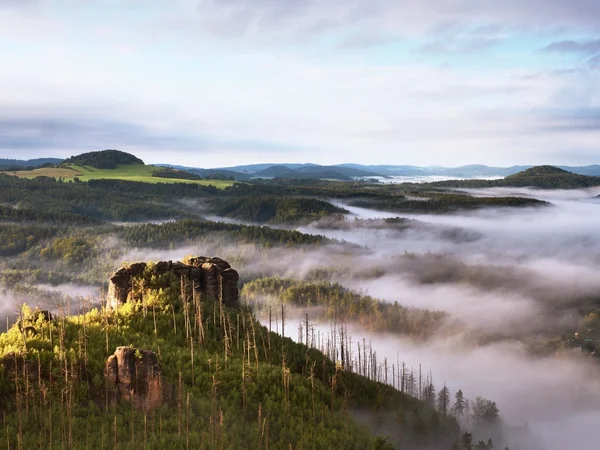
[105,346,164,411]
[107,256,239,309]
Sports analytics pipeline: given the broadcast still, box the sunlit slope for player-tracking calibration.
[9,164,235,188]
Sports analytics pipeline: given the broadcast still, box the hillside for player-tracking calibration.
[0,258,459,449]
[62,149,145,169]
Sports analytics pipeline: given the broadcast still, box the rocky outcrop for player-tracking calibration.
[107,256,239,309]
[105,347,164,411]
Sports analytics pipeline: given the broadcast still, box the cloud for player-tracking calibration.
[588,54,600,67]
[338,32,400,49]
[0,0,36,7]
[537,108,600,132]
[0,116,204,151]
[190,0,600,39]
[0,114,309,162]
[543,38,600,54]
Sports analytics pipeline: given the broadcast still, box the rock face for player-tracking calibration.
[107,256,239,309]
[105,347,164,411]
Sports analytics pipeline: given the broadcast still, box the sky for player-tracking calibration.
[1,0,600,168]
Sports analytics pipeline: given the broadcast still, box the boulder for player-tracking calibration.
[105,346,164,411]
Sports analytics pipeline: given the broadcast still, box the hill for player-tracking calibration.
[62,149,145,169]
[501,165,600,188]
[429,165,600,189]
[254,165,299,178]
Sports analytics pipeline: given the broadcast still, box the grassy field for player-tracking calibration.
[6,167,82,179]
[7,164,235,188]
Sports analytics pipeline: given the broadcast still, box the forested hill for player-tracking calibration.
[0,262,462,449]
[429,165,600,189]
[62,149,145,169]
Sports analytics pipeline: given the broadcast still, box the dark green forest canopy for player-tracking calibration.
[62,149,145,168]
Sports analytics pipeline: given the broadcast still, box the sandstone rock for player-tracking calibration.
[221,268,240,307]
[105,346,164,411]
[107,257,240,309]
[200,263,220,300]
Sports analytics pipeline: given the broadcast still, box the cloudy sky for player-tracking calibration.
[1,0,600,167]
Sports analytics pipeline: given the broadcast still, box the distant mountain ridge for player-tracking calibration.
[162,163,383,181]
[0,158,63,168]
[163,162,600,181]
[6,149,600,181]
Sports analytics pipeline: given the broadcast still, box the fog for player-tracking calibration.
[3,184,600,448]
[290,188,600,449]
[283,319,600,450]
[369,176,505,184]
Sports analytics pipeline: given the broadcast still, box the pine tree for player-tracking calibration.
[437,384,450,416]
[422,381,436,408]
[452,389,466,418]
[472,397,499,426]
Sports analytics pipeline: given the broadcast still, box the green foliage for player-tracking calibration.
[39,236,99,264]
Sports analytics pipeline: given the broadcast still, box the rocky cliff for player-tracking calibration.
[107,256,239,309]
